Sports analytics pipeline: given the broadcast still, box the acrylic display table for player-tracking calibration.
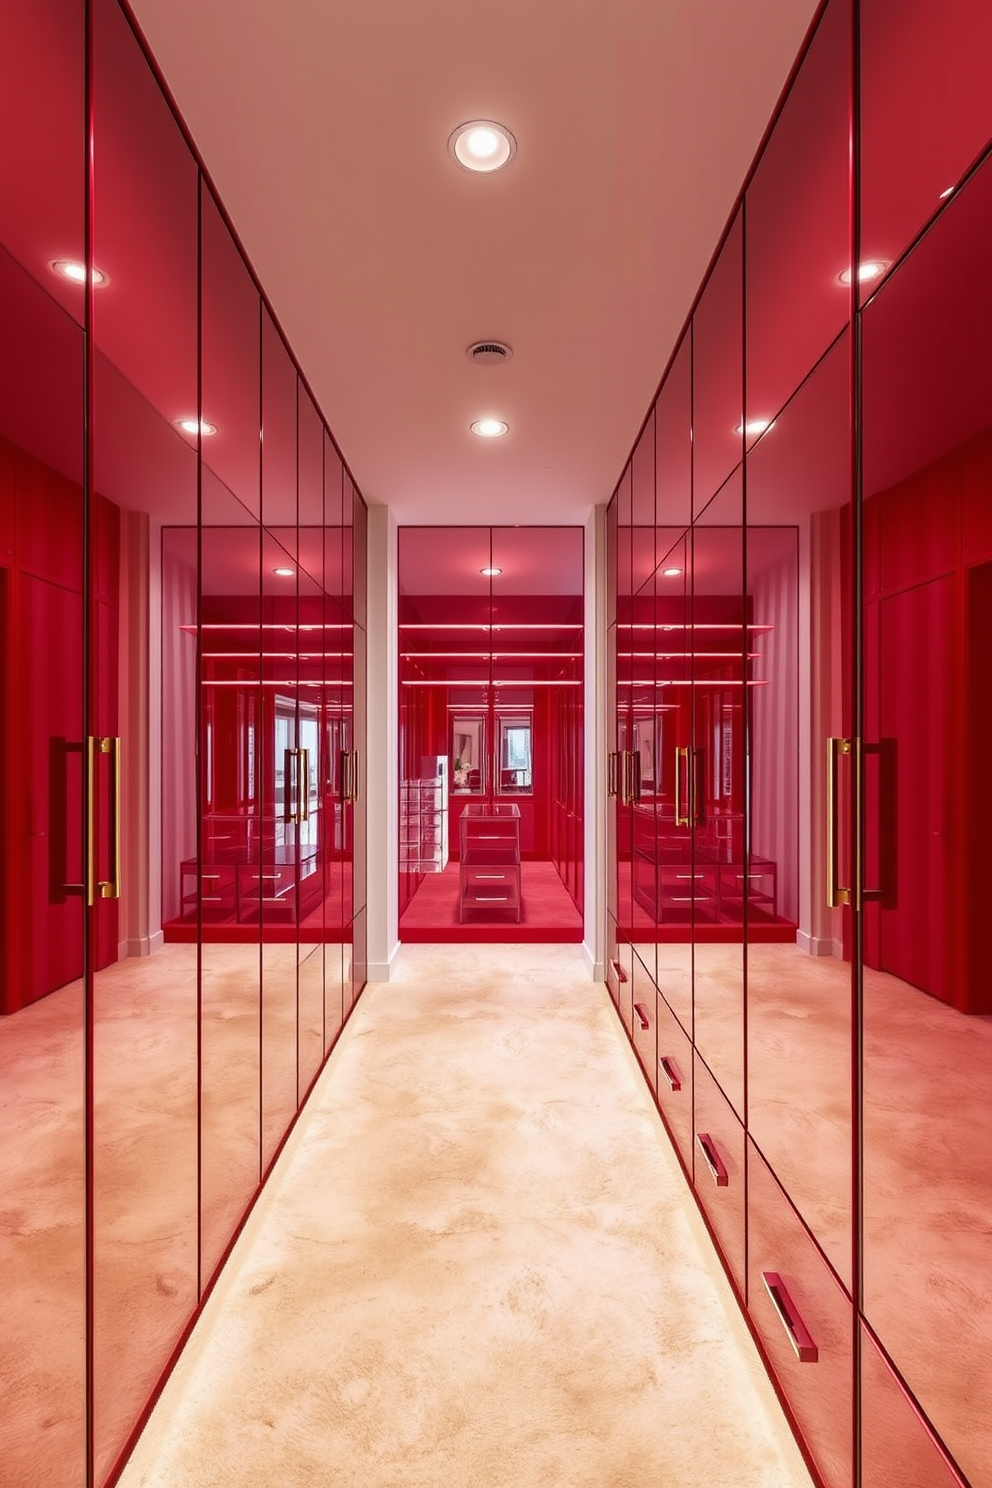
[458,803,522,923]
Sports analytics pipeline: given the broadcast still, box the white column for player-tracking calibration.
[583,504,607,981]
[365,503,399,979]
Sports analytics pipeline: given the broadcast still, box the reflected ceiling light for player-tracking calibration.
[939,185,955,200]
[735,417,775,437]
[838,260,889,285]
[662,567,682,577]
[471,417,508,438]
[449,120,517,173]
[480,566,502,577]
[272,566,295,577]
[51,258,108,286]
[176,417,217,436]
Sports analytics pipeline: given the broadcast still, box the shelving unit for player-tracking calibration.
[400,758,449,873]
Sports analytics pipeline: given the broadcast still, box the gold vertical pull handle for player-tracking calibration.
[692,747,705,826]
[285,748,296,823]
[675,747,689,827]
[299,748,310,823]
[826,737,853,907]
[87,736,121,904]
[628,750,641,804]
[351,749,360,805]
[608,751,619,799]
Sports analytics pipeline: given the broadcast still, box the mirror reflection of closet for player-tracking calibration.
[497,713,533,793]
[451,715,485,793]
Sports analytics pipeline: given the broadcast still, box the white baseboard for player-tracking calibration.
[123,930,165,959]
[796,929,839,958]
[368,941,401,982]
[582,941,605,983]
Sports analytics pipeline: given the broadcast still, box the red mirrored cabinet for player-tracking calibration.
[0,3,366,1485]
[398,526,584,942]
[607,2,992,1485]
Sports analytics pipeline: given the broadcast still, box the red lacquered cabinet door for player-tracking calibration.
[654,988,693,1173]
[860,1327,966,1488]
[692,1053,745,1296]
[747,1140,853,1488]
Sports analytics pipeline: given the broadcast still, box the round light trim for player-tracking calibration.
[480,567,502,577]
[273,567,295,578]
[176,418,218,437]
[838,260,889,286]
[51,258,108,287]
[449,120,517,173]
[471,418,508,438]
[662,567,682,577]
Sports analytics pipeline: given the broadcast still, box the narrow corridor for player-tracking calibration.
[118,945,812,1488]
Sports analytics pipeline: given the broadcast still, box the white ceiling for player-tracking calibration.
[126,0,821,526]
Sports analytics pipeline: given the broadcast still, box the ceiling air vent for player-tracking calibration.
[467,340,513,365]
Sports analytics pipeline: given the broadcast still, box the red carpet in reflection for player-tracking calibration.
[400,861,583,943]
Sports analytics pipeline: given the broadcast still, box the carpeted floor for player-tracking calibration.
[116,944,813,1488]
[400,860,584,941]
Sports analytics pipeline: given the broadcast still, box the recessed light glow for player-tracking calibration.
[662,567,682,577]
[51,259,108,287]
[735,418,775,437]
[272,567,295,577]
[939,186,955,200]
[176,418,218,437]
[480,566,502,577]
[449,119,517,173]
[838,260,889,286]
[471,418,508,438]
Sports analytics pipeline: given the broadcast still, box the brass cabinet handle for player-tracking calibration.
[675,747,689,827]
[87,736,121,904]
[625,749,641,805]
[761,1271,819,1363]
[340,749,361,804]
[299,747,310,823]
[826,737,853,907]
[691,747,704,826]
[608,751,619,798]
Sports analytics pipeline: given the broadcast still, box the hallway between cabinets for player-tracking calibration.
[118,943,812,1488]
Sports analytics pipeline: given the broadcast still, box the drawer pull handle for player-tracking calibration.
[475,895,509,902]
[609,958,628,984]
[660,1056,682,1092]
[475,873,506,880]
[696,1132,729,1187]
[633,1002,650,1030]
[761,1272,819,1363]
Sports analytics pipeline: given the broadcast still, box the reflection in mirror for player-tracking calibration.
[860,154,992,1488]
[451,715,486,794]
[497,714,532,793]
[0,10,87,1484]
[632,714,662,794]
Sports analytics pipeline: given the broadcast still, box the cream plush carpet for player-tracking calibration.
[117,944,813,1488]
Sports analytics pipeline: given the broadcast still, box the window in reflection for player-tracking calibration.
[498,714,533,792]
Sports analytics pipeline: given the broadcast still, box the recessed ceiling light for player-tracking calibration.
[273,567,295,577]
[735,418,775,437]
[838,260,889,286]
[449,120,517,173]
[939,185,954,200]
[480,566,502,577]
[662,567,682,577]
[176,417,218,436]
[51,258,108,286]
[471,418,508,438]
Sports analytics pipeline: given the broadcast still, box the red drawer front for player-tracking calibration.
[654,991,693,1172]
[608,936,634,1037]
[692,1053,745,1295]
[747,1140,853,1488]
[860,1327,966,1488]
[630,952,658,1097]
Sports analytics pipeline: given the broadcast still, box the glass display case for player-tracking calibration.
[458,803,522,923]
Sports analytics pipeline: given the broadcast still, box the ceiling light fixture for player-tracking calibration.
[480,566,502,577]
[735,418,775,437]
[838,260,889,286]
[272,567,295,577]
[176,417,218,436]
[51,258,108,287]
[471,418,508,438]
[939,186,955,200]
[662,567,682,577]
[448,120,517,173]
